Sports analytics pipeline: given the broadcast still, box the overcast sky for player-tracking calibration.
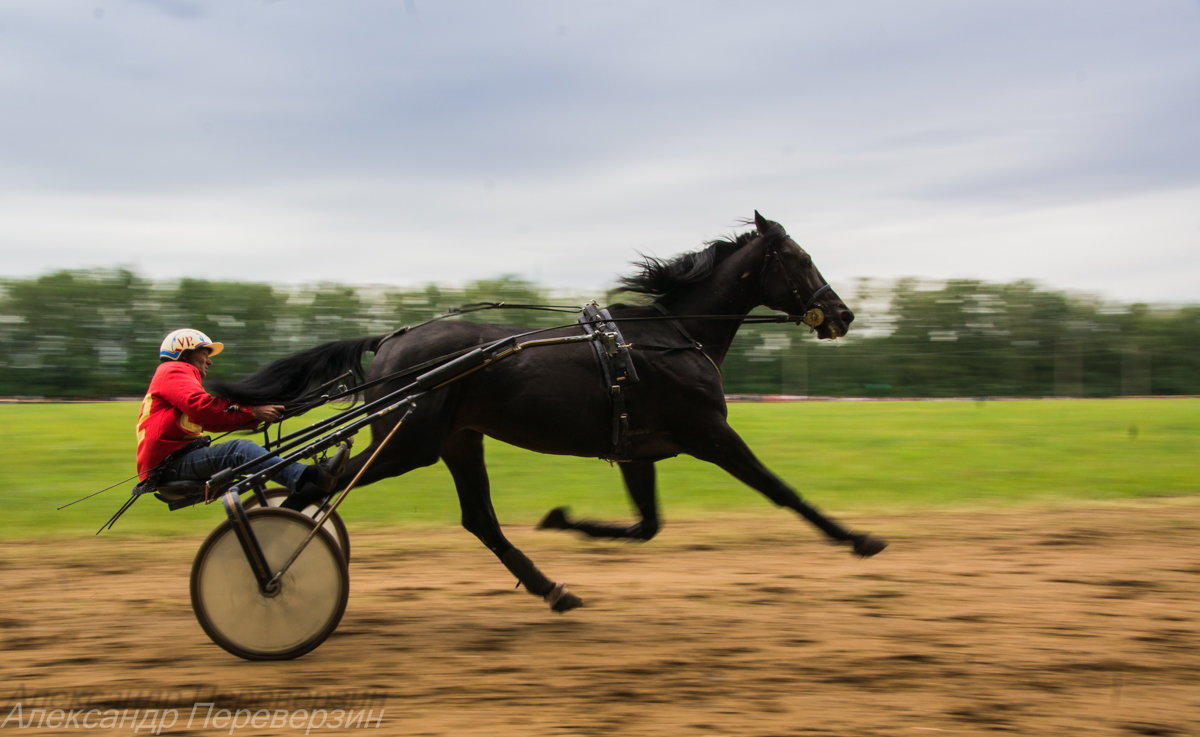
[2,1,1197,304]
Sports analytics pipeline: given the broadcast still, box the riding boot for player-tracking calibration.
[281,470,332,511]
[281,445,349,511]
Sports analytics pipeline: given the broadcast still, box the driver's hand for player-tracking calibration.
[251,404,284,423]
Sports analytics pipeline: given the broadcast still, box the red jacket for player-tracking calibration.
[135,361,259,479]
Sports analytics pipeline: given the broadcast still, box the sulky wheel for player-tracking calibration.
[190,507,348,660]
[243,486,351,561]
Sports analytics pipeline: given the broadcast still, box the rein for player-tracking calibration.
[289,307,815,414]
[282,235,838,418]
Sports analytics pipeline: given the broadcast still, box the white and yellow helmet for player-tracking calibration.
[159,328,224,360]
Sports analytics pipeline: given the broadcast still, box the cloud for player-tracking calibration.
[1,1,1197,303]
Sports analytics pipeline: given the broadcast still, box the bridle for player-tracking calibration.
[762,235,831,328]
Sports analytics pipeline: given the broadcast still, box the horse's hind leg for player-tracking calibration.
[441,430,582,612]
[689,421,887,558]
[538,461,661,541]
[282,419,441,509]
[330,420,443,490]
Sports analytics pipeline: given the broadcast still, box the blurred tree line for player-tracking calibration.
[1,268,1197,398]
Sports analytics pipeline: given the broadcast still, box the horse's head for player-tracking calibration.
[753,211,854,340]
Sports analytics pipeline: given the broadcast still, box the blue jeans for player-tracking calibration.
[160,439,307,491]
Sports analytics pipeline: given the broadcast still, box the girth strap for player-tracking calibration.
[578,302,640,461]
[648,303,722,379]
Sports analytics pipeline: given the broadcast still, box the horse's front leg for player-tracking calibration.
[441,430,583,612]
[688,421,887,558]
[538,461,661,541]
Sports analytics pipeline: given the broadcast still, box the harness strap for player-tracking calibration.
[649,303,722,379]
[764,245,831,328]
[578,302,639,461]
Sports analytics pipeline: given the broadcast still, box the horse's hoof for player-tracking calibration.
[545,583,583,613]
[850,533,888,558]
[538,506,572,530]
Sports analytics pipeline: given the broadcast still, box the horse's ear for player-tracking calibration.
[754,210,770,232]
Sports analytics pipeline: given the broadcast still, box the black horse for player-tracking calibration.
[215,212,886,612]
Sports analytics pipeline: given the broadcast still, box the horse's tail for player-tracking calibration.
[210,335,385,405]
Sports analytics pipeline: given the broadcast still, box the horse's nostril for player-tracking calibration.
[840,309,854,324]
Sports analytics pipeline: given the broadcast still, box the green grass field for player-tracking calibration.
[0,399,1196,539]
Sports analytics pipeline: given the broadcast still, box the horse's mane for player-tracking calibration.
[209,335,378,405]
[618,230,758,297]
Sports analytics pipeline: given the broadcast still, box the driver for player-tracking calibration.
[136,328,344,510]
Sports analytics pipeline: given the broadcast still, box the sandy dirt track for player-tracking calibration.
[3,499,1200,736]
